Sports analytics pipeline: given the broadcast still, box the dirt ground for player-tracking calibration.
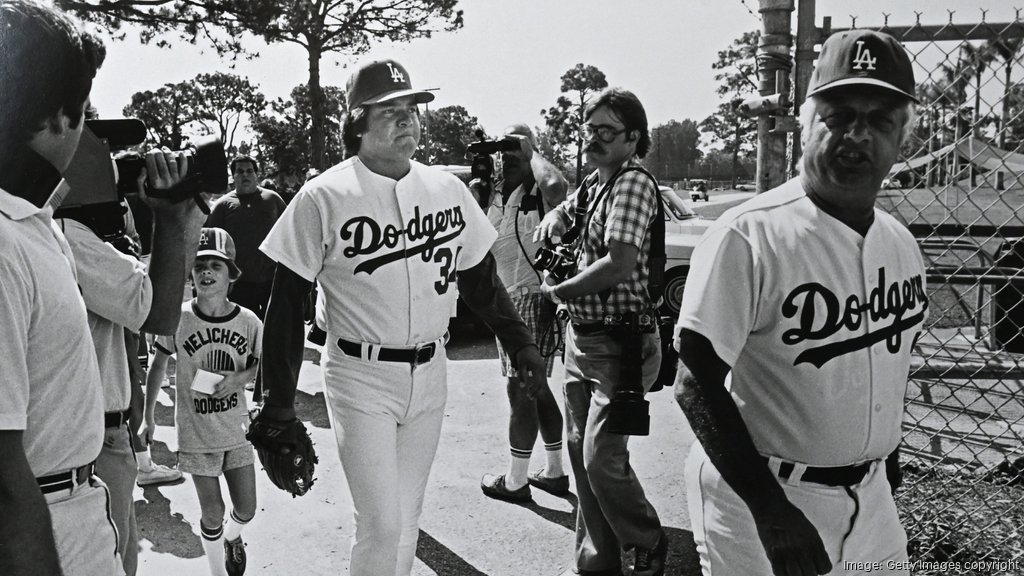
[134,328,702,576]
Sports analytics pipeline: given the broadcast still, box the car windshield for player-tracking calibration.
[660,188,698,220]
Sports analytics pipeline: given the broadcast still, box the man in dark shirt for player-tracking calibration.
[206,155,287,319]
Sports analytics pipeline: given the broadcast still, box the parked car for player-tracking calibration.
[659,186,711,317]
[734,182,756,192]
[689,179,709,202]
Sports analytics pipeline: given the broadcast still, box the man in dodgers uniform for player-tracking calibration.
[674,30,927,576]
[256,59,547,576]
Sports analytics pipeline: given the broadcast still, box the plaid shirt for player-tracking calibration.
[552,158,658,322]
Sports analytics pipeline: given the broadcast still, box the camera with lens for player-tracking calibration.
[464,129,520,208]
[605,312,659,436]
[55,119,227,249]
[533,240,577,282]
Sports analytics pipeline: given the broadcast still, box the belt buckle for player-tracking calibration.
[413,342,436,366]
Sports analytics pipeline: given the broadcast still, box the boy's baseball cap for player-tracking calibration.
[808,29,918,103]
[345,59,436,109]
[197,227,242,279]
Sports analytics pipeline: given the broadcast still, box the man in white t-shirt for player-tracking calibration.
[674,29,926,576]
[255,59,548,576]
[479,123,570,503]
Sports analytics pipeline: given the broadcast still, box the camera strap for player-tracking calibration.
[571,165,665,307]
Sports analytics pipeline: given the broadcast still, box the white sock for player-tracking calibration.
[200,522,228,576]
[544,441,565,477]
[224,509,252,543]
[506,449,531,489]
[137,449,153,472]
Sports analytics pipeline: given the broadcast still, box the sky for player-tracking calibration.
[86,0,1022,145]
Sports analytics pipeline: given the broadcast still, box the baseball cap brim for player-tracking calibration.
[360,88,436,107]
[808,77,919,103]
[196,251,242,280]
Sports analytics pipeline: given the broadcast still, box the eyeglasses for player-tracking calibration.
[580,124,627,143]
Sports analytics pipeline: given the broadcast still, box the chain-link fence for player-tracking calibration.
[820,11,1024,574]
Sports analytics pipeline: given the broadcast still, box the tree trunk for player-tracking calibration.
[308,43,326,171]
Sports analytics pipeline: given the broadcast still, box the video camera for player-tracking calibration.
[465,129,519,207]
[56,118,227,245]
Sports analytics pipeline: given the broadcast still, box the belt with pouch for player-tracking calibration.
[336,332,450,366]
[764,456,873,487]
[37,462,95,494]
[104,408,131,429]
[571,311,659,335]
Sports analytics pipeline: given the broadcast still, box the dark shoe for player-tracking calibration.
[225,536,247,576]
[480,473,532,502]
[528,469,570,496]
[632,530,668,576]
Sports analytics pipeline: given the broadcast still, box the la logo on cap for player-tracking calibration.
[386,62,405,83]
[852,41,877,71]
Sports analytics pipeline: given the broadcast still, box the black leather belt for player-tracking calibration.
[764,457,873,487]
[336,333,449,366]
[37,462,95,494]
[571,322,610,335]
[104,409,131,429]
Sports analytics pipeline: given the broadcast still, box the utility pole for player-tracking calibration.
[755,0,795,192]
[792,0,817,173]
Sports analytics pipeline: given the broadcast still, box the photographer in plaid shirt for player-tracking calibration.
[535,88,667,576]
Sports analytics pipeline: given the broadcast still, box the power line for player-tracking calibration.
[738,0,762,21]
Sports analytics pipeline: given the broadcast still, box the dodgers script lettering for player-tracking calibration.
[780,268,927,368]
[340,204,466,275]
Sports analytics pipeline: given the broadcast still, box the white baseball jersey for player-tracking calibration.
[676,178,927,466]
[261,157,497,347]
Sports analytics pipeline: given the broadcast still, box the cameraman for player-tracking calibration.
[0,2,119,575]
[480,124,569,502]
[54,132,207,575]
[535,88,667,576]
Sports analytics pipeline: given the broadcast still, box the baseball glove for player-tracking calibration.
[246,410,318,497]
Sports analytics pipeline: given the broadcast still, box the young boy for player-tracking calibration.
[142,227,261,576]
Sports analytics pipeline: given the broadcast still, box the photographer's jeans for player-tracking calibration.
[563,326,663,572]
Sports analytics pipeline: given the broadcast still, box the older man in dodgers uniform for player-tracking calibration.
[674,30,927,576]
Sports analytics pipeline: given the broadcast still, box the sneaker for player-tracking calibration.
[632,530,668,576]
[225,536,247,576]
[527,469,570,496]
[136,463,183,487]
[480,473,532,503]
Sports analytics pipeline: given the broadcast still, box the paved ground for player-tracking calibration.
[134,327,702,576]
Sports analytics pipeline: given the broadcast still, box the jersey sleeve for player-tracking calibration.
[456,181,498,271]
[676,225,759,366]
[60,218,152,332]
[260,190,326,283]
[0,257,31,431]
[604,170,658,250]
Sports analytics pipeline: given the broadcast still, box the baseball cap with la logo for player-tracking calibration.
[345,59,437,110]
[197,227,242,279]
[808,29,918,103]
